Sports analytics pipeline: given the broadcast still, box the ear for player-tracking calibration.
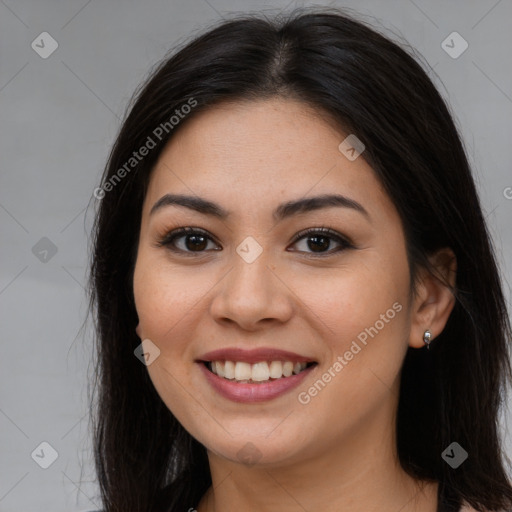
[409,248,457,349]
[135,323,141,338]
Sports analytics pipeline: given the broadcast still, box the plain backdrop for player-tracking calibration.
[1,1,511,510]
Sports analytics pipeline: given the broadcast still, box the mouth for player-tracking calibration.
[195,347,319,402]
[201,360,318,384]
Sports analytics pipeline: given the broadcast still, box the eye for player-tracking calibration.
[156,227,220,255]
[156,226,353,257]
[288,227,353,257]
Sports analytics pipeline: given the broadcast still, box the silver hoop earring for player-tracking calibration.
[423,329,432,350]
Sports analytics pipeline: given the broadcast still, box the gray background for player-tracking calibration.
[1,1,511,510]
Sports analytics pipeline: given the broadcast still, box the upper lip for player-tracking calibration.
[197,347,316,364]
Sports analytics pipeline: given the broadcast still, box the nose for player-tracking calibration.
[209,248,294,331]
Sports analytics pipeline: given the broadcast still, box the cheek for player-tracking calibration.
[132,252,221,407]
[133,252,208,340]
[288,251,411,410]
[289,276,409,453]
[310,256,409,402]
[290,249,410,344]
[132,253,200,416]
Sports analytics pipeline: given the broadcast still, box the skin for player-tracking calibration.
[133,98,457,512]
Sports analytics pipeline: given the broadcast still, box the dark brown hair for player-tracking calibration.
[87,7,512,511]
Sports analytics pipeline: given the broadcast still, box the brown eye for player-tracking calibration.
[157,227,220,254]
[156,226,353,258]
[181,233,208,251]
[298,234,332,252]
[288,227,353,256]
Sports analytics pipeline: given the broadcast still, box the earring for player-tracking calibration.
[423,329,432,350]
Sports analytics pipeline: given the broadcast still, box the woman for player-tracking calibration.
[87,7,512,512]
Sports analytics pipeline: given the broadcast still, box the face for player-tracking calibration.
[133,98,415,467]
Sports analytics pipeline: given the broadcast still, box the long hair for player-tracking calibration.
[87,7,512,511]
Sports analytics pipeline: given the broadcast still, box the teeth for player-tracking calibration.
[224,360,235,379]
[282,361,294,377]
[208,360,310,382]
[251,362,270,381]
[234,362,252,380]
[215,361,225,378]
[269,361,283,378]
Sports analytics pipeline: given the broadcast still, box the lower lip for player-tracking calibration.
[197,362,317,403]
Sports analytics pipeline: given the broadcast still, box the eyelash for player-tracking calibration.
[155,226,354,258]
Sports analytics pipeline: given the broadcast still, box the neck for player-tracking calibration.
[196,402,439,512]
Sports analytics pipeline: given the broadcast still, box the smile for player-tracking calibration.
[198,360,318,403]
[205,360,316,383]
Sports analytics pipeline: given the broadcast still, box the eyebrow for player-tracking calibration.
[150,193,370,222]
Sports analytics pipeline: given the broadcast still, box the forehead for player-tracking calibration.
[143,98,391,222]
